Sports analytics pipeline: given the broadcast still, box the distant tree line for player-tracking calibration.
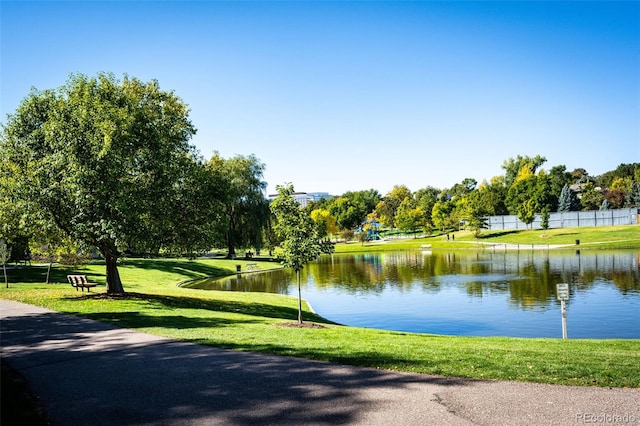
[306,156,640,237]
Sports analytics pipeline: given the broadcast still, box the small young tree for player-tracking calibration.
[540,206,550,230]
[516,199,537,229]
[271,183,333,323]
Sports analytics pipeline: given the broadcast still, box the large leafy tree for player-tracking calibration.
[271,183,333,323]
[414,186,439,229]
[162,158,224,257]
[505,168,554,228]
[208,153,270,258]
[459,189,490,237]
[375,185,412,228]
[327,189,380,231]
[431,197,457,233]
[501,155,547,187]
[310,209,339,238]
[395,199,425,237]
[1,73,203,293]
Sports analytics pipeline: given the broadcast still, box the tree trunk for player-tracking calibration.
[227,235,236,259]
[297,269,303,324]
[226,214,236,259]
[104,251,125,294]
[3,264,7,288]
[46,262,52,284]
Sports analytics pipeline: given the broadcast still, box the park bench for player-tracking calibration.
[67,275,98,292]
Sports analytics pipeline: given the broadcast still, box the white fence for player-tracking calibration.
[486,208,640,230]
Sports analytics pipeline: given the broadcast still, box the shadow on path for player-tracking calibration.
[1,302,472,425]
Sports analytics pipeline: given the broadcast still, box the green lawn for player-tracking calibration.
[2,227,639,388]
[336,225,640,252]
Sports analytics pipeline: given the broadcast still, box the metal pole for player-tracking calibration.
[561,299,568,339]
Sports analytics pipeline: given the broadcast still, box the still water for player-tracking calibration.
[186,250,640,338]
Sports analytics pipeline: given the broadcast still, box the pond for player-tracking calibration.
[185,250,640,338]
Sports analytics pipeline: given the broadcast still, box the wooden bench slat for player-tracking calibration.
[67,275,98,292]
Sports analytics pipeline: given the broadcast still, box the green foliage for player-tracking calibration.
[271,184,325,273]
[557,184,580,212]
[431,198,457,232]
[506,171,554,223]
[375,185,412,228]
[395,201,425,236]
[206,153,270,257]
[629,182,640,208]
[540,206,550,230]
[327,189,381,230]
[501,155,547,187]
[310,209,339,238]
[459,190,490,237]
[596,163,640,189]
[270,183,334,322]
[413,186,439,228]
[580,182,605,211]
[1,73,206,293]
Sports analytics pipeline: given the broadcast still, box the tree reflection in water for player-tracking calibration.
[186,250,640,338]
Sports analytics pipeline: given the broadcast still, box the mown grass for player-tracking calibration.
[335,225,640,253]
[2,244,639,388]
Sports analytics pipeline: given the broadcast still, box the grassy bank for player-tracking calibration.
[335,225,640,253]
[2,252,639,388]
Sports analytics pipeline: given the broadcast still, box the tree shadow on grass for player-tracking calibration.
[69,292,335,325]
[477,230,521,239]
[6,264,103,285]
[6,258,235,286]
[118,258,232,280]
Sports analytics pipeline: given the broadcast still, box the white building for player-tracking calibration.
[267,192,332,207]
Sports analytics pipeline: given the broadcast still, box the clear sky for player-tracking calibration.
[2,1,639,196]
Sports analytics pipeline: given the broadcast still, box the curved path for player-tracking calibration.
[1,300,638,425]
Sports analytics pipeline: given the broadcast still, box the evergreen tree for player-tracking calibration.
[627,182,640,208]
[557,184,580,212]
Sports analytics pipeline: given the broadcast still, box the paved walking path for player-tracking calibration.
[1,300,638,425]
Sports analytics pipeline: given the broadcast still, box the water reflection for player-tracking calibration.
[185,250,640,338]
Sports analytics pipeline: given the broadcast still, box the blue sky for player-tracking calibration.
[2,1,639,196]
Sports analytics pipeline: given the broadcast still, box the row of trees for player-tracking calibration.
[0,73,289,293]
[306,158,640,238]
[2,72,638,294]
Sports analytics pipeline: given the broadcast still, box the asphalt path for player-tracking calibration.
[1,300,638,425]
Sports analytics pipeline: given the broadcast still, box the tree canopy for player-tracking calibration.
[0,73,206,293]
[207,153,270,258]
